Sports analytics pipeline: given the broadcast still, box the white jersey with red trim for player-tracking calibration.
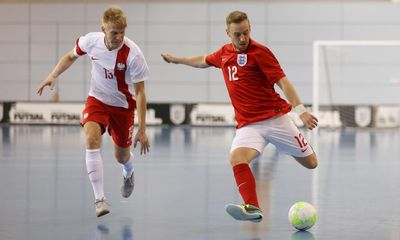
[74,32,149,109]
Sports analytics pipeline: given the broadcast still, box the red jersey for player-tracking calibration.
[205,39,292,128]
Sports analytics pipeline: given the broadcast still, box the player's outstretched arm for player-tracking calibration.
[133,81,150,155]
[161,53,209,68]
[37,50,78,96]
[276,76,318,130]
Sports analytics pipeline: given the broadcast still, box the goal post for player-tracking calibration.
[312,40,400,128]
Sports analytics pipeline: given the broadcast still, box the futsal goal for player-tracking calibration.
[312,40,400,128]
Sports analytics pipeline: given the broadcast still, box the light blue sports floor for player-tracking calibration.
[0,125,399,240]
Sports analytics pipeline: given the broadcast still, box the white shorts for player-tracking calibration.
[231,114,314,158]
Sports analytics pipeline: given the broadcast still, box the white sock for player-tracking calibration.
[86,149,105,200]
[121,152,134,178]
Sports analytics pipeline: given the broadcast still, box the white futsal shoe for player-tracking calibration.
[121,172,135,198]
[95,198,110,217]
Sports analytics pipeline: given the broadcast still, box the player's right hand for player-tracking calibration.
[300,112,318,130]
[37,75,57,96]
[161,53,174,63]
[133,130,150,155]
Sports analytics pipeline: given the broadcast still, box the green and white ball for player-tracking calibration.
[288,201,317,231]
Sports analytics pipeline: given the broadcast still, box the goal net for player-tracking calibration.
[312,41,400,128]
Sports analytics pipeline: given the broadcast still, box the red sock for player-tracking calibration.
[232,163,259,208]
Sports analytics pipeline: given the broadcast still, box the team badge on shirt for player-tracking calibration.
[117,63,126,71]
[237,54,247,67]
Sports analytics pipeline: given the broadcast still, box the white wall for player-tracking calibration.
[1,2,400,104]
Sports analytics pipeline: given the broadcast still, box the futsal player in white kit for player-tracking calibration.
[161,11,318,222]
[37,7,150,217]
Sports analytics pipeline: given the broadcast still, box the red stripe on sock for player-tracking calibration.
[233,163,259,208]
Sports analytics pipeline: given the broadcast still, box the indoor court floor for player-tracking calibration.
[0,124,399,240]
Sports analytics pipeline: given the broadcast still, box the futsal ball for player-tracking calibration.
[288,201,317,231]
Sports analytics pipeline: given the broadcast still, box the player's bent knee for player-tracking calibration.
[229,157,247,166]
[114,147,131,163]
[295,154,318,169]
[85,135,101,149]
[115,151,130,163]
[304,156,318,169]
[229,148,258,166]
[307,160,318,169]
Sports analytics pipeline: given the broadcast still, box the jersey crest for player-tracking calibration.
[117,62,126,71]
[237,54,247,67]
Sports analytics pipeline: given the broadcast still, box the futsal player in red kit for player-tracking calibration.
[161,11,318,222]
[37,7,150,217]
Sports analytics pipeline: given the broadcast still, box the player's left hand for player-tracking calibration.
[300,112,318,130]
[133,131,150,155]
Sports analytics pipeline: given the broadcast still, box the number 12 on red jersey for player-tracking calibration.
[227,66,238,81]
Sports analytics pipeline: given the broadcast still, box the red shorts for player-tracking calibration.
[81,96,134,148]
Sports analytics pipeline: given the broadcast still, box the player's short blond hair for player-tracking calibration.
[103,7,127,28]
[226,11,249,26]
